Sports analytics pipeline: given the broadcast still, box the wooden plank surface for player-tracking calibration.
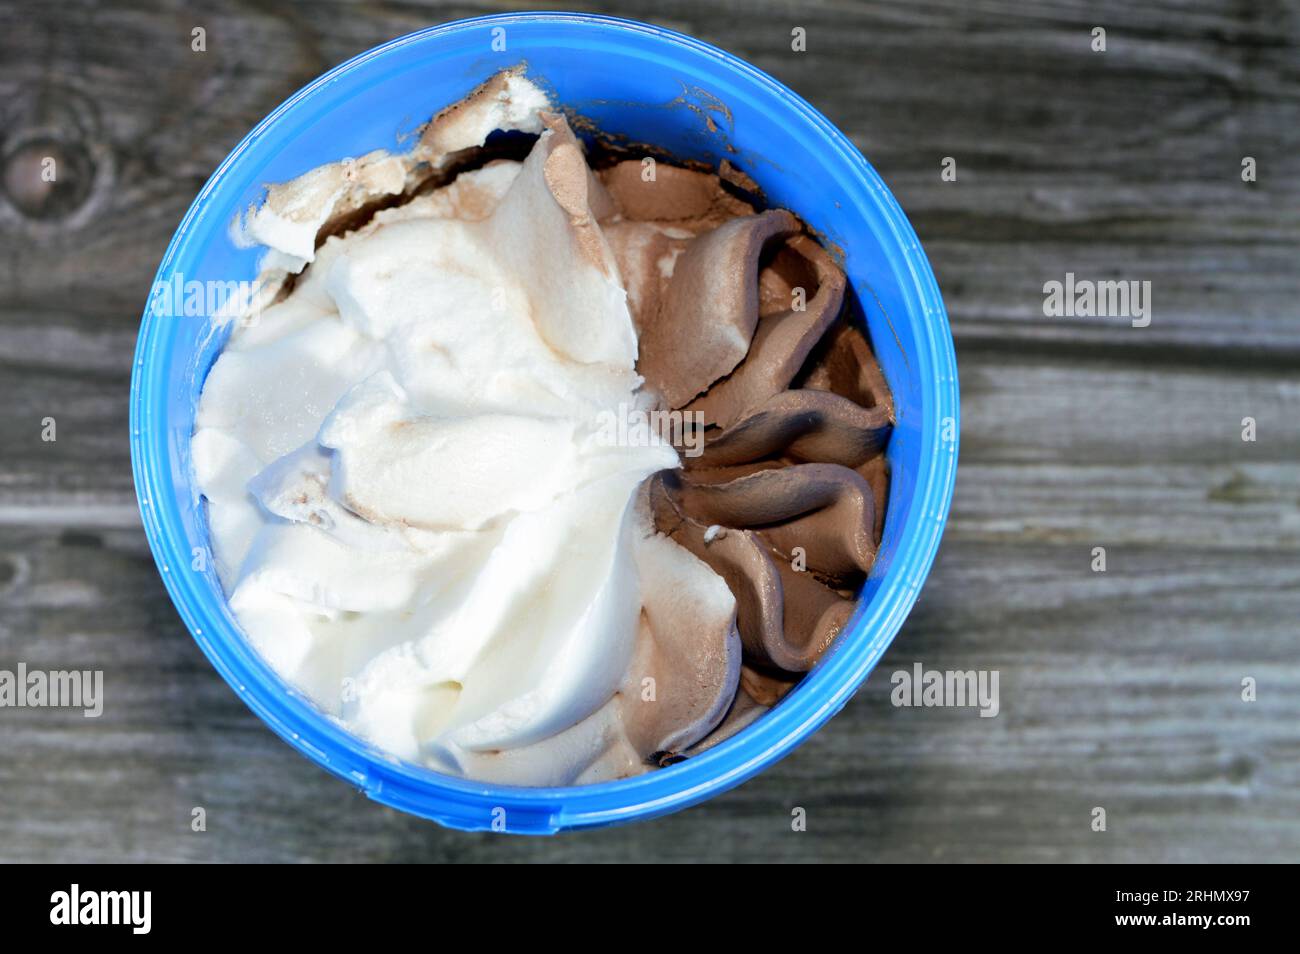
[1,0,1297,862]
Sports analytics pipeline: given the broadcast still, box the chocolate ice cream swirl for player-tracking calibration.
[596,158,895,757]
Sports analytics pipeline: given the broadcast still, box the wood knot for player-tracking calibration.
[1,84,112,231]
[2,135,97,221]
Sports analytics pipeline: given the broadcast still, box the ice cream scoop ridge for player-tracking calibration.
[195,69,893,784]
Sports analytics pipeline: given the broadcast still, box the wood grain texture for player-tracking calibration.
[0,0,1297,862]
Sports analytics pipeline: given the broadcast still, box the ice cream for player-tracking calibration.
[194,69,894,785]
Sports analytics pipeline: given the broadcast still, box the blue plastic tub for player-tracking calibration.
[130,12,959,833]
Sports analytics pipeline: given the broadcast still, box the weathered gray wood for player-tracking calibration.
[0,0,1297,862]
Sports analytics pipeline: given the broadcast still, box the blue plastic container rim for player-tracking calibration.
[130,11,959,833]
